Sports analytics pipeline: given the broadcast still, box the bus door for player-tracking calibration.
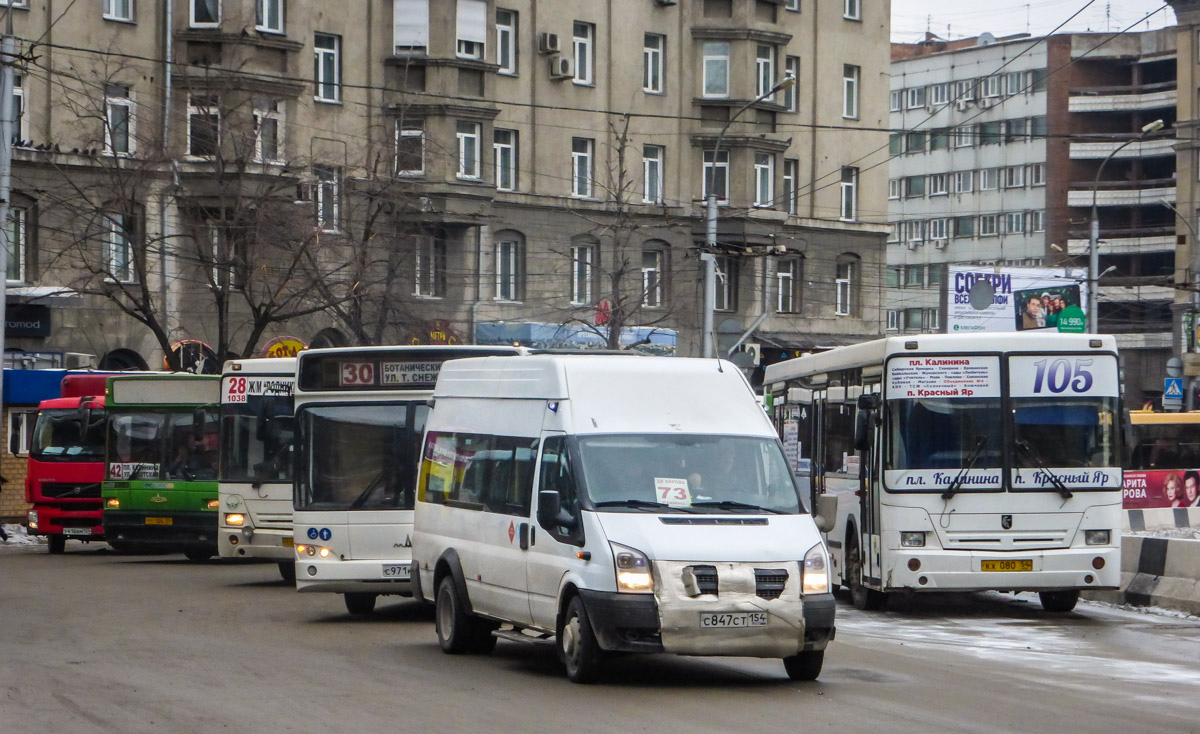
[811,390,826,500]
[855,387,883,585]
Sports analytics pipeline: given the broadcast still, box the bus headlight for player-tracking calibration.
[611,542,653,593]
[225,513,245,527]
[1085,530,1111,546]
[802,544,830,595]
[105,498,120,509]
[901,532,926,547]
[205,500,220,510]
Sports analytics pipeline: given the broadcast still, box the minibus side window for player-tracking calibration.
[538,437,584,545]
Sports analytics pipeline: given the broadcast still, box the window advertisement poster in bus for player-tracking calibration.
[947,266,1088,334]
[1125,415,1200,509]
[884,355,1003,491]
[1008,355,1122,491]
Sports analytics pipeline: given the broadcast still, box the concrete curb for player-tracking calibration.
[1123,507,1200,533]
[1083,535,1200,616]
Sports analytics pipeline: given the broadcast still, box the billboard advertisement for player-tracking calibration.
[1123,470,1200,510]
[947,266,1089,334]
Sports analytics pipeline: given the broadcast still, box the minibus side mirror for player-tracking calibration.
[814,494,838,535]
[537,490,577,530]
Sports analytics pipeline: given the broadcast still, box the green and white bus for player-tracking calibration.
[101,374,222,560]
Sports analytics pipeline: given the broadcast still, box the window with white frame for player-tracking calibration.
[902,220,923,243]
[756,44,776,99]
[642,144,663,204]
[840,167,857,221]
[573,21,594,85]
[953,170,973,193]
[1029,163,1046,186]
[954,79,975,101]
[570,243,594,304]
[906,86,926,109]
[1030,210,1045,232]
[844,0,860,20]
[314,33,341,102]
[953,125,975,148]
[642,249,664,307]
[191,0,219,26]
[456,121,481,180]
[496,9,517,75]
[643,34,663,93]
[11,74,25,144]
[754,153,774,208]
[253,99,282,163]
[785,0,799,9]
[980,168,999,190]
[715,255,736,312]
[783,159,798,214]
[6,208,25,283]
[928,173,948,196]
[928,308,940,331]
[776,258,799,313]
[571,137,593,197]
[104,0,133,22]
[702,42,730,98]
[396,120,424,175]
[835,258,855,316]
[979,214,999,236]
[414,236,445,297]
[494,128,517,191]
[457,0,487,59]
[888,178,901,200]
[105,212,134,282]
[930,83,948,106]
[703,149,728,203]
[843,65,859,119]
[886,310,899,331]
[495,238,522,301]
[104,84,134,156]
[887,223,899,244]
[315,165,340,232]
[784,56,799,112]
[1004,212,1025,234]
[394,0,430,53]
[1006,71,1024,95]
[256,0,283,33]
[889,90,902,112]
[982,75,1002,97]
[187,94,219,157]
[1003,165,1025,188]
[929,218,948,241]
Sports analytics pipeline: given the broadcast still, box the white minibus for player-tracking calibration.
[412,355,837,683]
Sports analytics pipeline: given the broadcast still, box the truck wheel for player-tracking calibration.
[1038,590,1080,613]
[559,596,603,683]
[48,536,66,554]
[278,561,296,583]
[344,592,377,616]
[783,650,824,681]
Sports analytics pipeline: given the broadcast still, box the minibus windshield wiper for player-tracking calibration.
[593,499,672,511]
[1015,440,1074,500]
[941,434,988,501]
[689,500,785,514]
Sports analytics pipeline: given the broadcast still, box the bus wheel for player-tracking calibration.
[184,549,212,562]
[846,540,887,612]
[435,577,496,654]
[1038,590,1080,613]
[783,650,824,681]
[277,561,296,583]
[559,596,603,683]
[344,592,377,616]
[48,536,66,554]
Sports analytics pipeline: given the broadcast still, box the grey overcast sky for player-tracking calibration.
[891,0,1175,42]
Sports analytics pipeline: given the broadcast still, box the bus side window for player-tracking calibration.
[823,401,859,475]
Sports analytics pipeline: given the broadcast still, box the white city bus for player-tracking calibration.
[763,333,1123,613]
[291,345,523,615]
[219,358,297,580]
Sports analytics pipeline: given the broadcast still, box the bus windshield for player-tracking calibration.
[221,395,294,483]
[1128,421,1200,471]
[295,404,427,511]
[886,397,1003,473]
[575,434,803,514]
[1011,397,1119,469]
[31,408,107,461]
[107,409,219,481]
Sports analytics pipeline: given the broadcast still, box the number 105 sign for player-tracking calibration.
[1008,355,1119,398]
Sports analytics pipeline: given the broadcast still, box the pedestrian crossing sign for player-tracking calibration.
[1165,378,1184,400]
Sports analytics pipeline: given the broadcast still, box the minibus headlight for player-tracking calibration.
[105,498,120,509]
[224,513,245,527]
[901,532,926,548]
[611,542,653,594]
[801,543,830,595]
[1085,530,1111,546]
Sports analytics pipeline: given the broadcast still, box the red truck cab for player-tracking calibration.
[25,373,109,553]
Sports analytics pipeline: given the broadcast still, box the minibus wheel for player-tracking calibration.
[48,536,66,554]
[1038,590,1080,613]
[344,592,377,616]
[435,577,496,654]
[783,650,824,681]
[559,596,602,683]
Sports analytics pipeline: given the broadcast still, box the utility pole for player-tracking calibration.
[0,7,17,432]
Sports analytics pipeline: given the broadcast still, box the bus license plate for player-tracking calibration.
[700,612,767,629]
[62,528,91,536]
[145,517,173,526]
[282,537,294,548]
[382,564,411,580]
[982,559,1032,572]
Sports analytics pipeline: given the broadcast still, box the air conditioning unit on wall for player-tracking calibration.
[549,56,574,79]
[538,32,561,54]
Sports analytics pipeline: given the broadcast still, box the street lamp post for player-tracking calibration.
[1087,118,1164,333]
[702,75,795,358]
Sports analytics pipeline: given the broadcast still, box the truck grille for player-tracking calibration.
[40,482,102,499]
[754,569,789,600]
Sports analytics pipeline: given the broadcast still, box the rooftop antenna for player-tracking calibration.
[1106,2,1111,31]
[1026,4,1031,34]
[927,14,931,36]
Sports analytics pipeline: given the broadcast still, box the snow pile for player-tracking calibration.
[1,523,41,546]
[1129,527,1200,540]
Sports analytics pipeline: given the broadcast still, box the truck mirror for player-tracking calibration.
[814,494,838,534]
[80,407,93,441]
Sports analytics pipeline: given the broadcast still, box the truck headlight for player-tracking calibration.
[611,542,653,593]
[225,513,245,527]
[27,509,38,530]
[802,543,830,595]
[1085,530,1111,546]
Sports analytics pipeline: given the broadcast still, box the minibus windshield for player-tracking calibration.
[575,434,803,514]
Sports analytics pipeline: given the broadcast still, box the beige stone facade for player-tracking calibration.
[0,0,889,383]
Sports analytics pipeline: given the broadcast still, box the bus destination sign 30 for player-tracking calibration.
[340,361,442,388]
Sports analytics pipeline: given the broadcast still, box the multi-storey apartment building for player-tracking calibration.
[0,0,889,377]
[887,29,1176,407]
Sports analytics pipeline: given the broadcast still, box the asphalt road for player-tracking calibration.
[3,542,1200,734]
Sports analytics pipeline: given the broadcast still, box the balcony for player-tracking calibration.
[1068,82,1176,113]
[1067,183,1175,208]
[1068,137,1175,160]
